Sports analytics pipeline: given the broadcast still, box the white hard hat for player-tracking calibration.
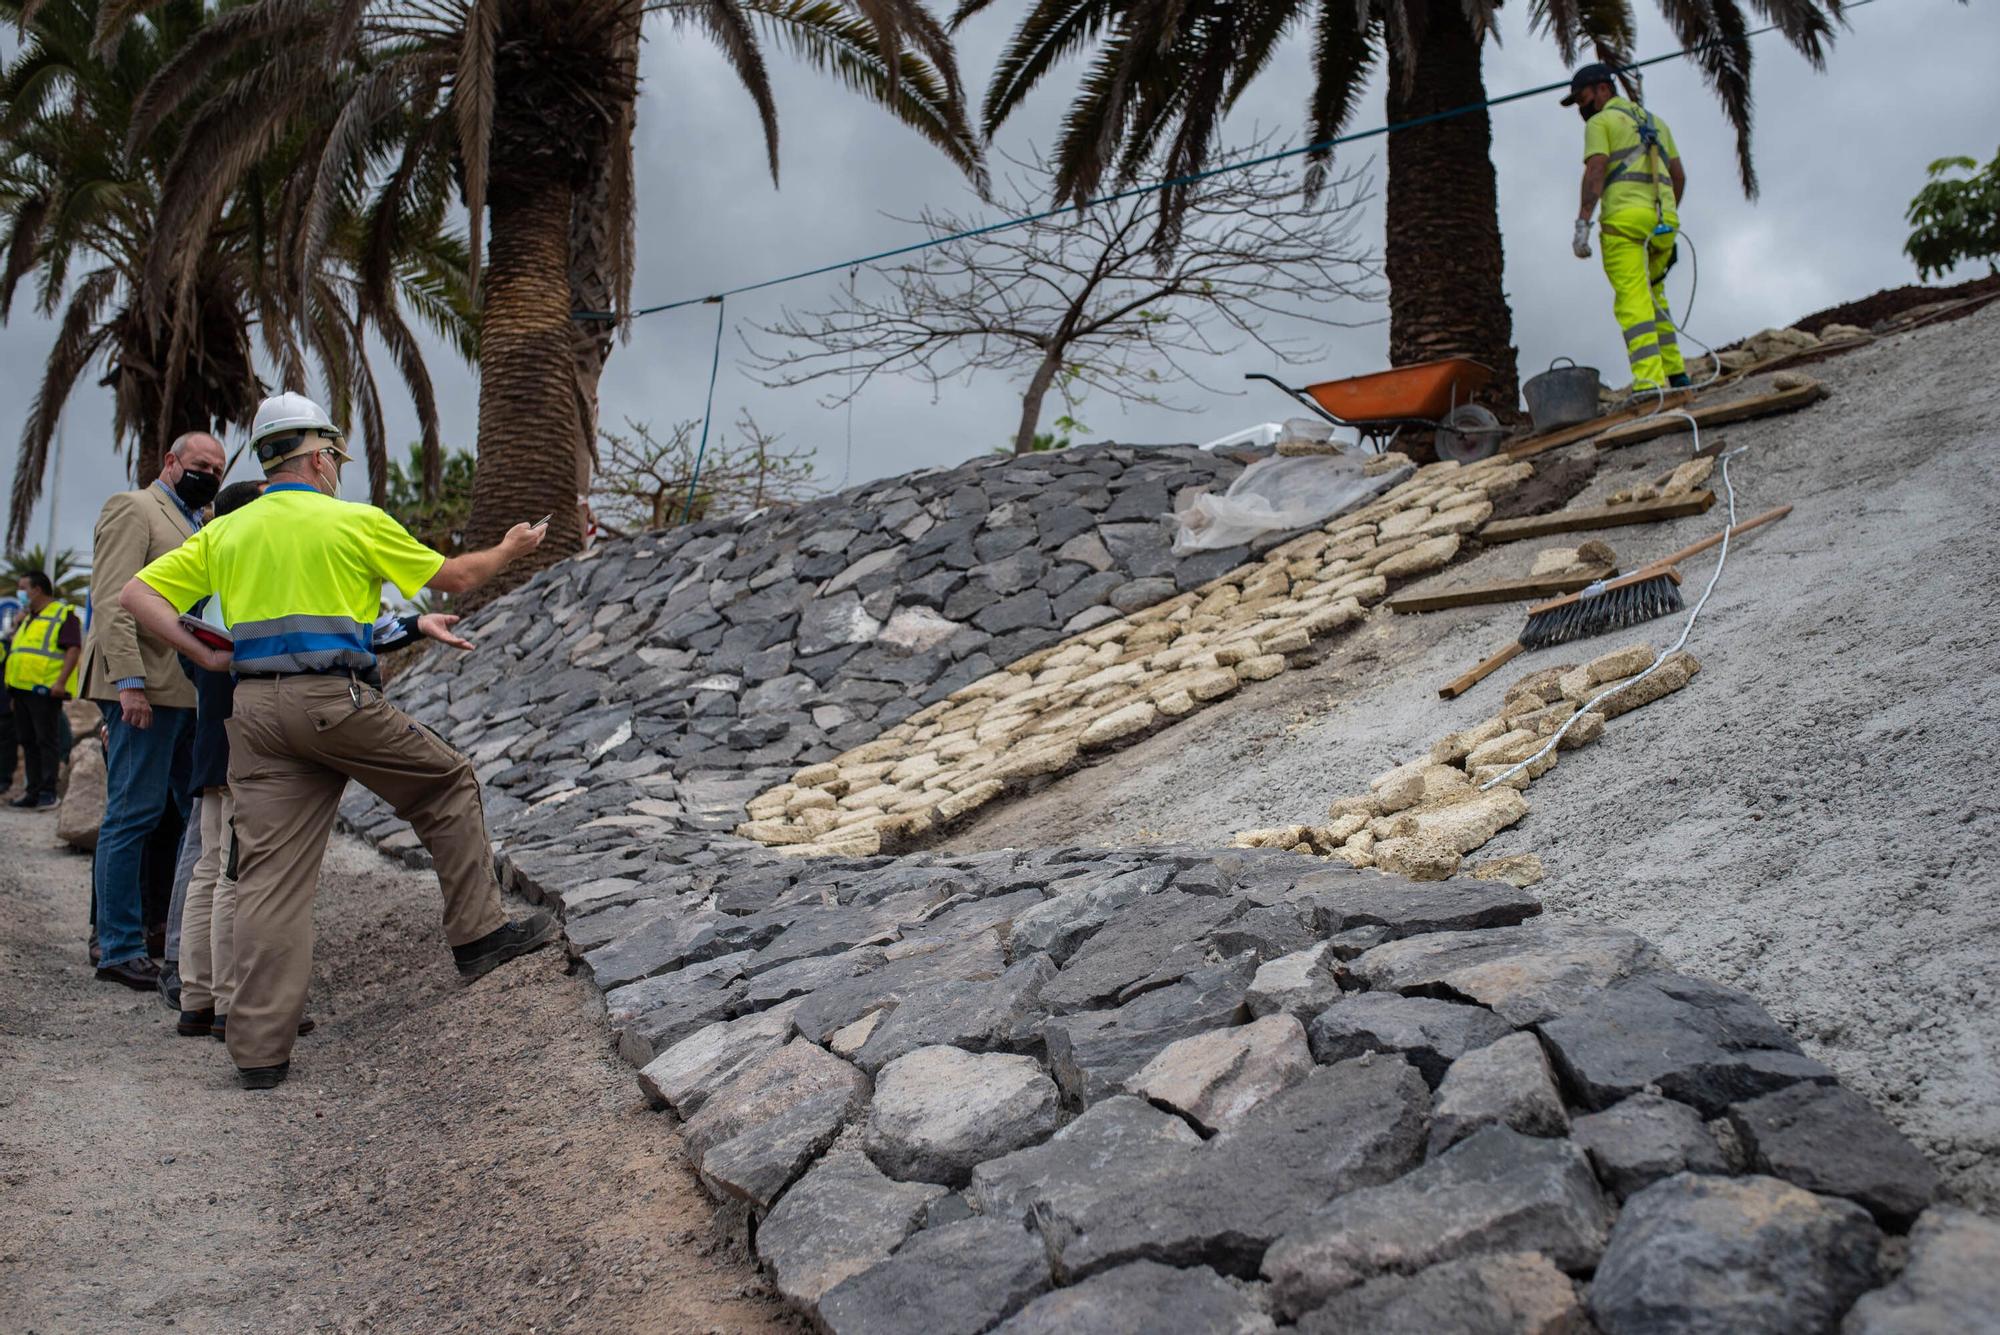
[250,391,347,468]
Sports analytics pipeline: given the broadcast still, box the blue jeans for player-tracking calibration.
[93,701,193,968]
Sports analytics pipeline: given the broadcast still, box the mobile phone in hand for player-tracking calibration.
[532,513,552,528]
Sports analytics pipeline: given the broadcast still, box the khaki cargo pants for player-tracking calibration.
[177,786,238,1015]
[225,675,508,1070]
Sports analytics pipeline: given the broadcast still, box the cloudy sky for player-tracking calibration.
[4,0,1995,560]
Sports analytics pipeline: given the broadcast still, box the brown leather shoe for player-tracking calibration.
[96,957,161,991]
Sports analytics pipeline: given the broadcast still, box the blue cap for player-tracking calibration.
[1561,63,1617,106]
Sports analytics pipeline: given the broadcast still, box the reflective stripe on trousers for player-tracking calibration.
[1600,211,1687,390]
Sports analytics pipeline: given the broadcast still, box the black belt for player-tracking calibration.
[237,667,373,681]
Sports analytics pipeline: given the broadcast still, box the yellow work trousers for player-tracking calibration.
[224,675,508,1071]
[1601,210,1686,391]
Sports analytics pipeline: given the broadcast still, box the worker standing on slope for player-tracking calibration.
[1564,63,1692,394]
[120,392,557,1089]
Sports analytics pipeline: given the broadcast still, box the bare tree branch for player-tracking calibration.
[745,134,1383,453]
[590,411,820,532]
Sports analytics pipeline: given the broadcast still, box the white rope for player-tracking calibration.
[1480,420,1748,790]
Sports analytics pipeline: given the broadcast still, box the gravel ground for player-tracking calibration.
[945,305,2000,1211]
[0,810,793,1334]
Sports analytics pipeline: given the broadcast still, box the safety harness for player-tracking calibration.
[1606,101,1676,237]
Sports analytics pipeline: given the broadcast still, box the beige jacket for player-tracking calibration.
[82,482,199,708]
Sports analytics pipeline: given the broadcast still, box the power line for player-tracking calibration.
[576,0,1879,325]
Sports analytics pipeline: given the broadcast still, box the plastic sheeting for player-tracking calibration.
[1172,452,1410,553]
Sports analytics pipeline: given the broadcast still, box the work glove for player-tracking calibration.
[1572,219,1593,259]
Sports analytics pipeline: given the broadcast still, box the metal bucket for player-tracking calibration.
[1522,357,1603,433]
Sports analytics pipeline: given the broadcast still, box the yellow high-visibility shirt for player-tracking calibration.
[1584,96,1680,222]
[5,600,79,692]
[134,482,445,674]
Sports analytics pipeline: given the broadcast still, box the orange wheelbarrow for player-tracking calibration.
[1246,357,1507,462]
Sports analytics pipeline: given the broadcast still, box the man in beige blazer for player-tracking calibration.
[84,432,226,990]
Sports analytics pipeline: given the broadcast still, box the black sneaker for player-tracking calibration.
[212,1014,226,1043]
[34,792,57,808]
[177,1007,215,1037]
[1668,372,1692,388]
[96,957,161,991]
[157,966,182,1010]
[8,794,37,809]
[238,1062,289,1091]
[452,912,560,981]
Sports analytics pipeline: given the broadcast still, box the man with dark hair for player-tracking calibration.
[6,568,82,809]
[1563,63,1692,394]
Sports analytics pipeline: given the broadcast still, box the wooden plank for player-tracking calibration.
[1504,391,1694,461]
[1594,381,1828,449]
[1388,567,1616,614]
[1478,491,1716,544]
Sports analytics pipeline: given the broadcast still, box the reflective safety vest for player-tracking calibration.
[1588,96,1679,230]
[5,599,80,693]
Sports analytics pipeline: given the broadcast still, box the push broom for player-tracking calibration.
[1439,504,1792,699]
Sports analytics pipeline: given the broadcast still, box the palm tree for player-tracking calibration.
[121,0,985,594]
[4,543,91,601]
[0,0,476,546]
[953,0,1844,410]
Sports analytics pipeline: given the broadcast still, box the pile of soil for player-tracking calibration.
[1787,273,1999,335]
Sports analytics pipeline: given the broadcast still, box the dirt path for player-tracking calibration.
[0,805,794,1334]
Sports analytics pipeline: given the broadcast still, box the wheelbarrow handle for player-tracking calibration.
[1244,373,1347,429]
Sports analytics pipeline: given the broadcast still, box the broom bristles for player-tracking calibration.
[1520,572,1685,649]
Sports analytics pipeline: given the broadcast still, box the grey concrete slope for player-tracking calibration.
[339,436,1978,1331]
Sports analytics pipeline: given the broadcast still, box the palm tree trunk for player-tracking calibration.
[1383,0,1519,415]
[465,178,586,599]
[1014,350,1063,453]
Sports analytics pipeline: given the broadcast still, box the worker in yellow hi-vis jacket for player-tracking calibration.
[1563,63,1691,394]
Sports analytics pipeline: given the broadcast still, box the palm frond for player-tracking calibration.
[452,0,496,285]
[1303,0,1375,195]
[9,267,115,547]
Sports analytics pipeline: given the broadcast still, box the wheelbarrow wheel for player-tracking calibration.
[1434,404,1506,464]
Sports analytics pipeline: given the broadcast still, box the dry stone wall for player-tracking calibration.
[341,442,1970,1332]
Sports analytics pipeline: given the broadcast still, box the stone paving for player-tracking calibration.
[342,442,1986,1332]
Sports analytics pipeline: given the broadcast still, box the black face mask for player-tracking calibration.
[174,469,221,511]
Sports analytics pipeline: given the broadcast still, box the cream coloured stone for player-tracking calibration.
[1558,711,1606,749]
[1658,456,1714,498]
[793,762,839,787]
[1593,650,1701,718]
[1325,811,1371,843]
[1154,688,1196,718]
[1557,665,1597,704]
[737,818,812,845]
[1259,627,1311,655]
[1422,501,1494,535]
[1302,599,1363,637]
[1529,546,1591,577]
[1503,665,1575,706]
[1326,796,1380,826]
[935,779,1004,823]
[1373,834,1461,881]
[800,807,842,837]
[1236,654,1287,682]
[1510,701,1579,738]
[1470,853,1546,889]
[1463,729,1541,770]
[1080,701,1159,749]
[1429,717,1509,765]
[1470,764,1531,791]
[1330,574,1388,605]
[1587,643,1659,684]
[1402,787,1530,855]
[1377,507,1433,540]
